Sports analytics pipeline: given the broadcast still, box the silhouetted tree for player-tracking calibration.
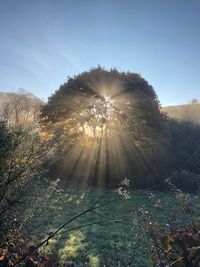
[40,67,169,187]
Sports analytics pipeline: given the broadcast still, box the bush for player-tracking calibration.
[0,119,54,265]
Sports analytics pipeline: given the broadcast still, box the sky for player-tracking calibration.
[0,0,200,106]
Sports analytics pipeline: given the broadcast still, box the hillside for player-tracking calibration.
[162,100,200,124]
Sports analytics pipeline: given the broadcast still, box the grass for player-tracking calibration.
[25,181,200,266]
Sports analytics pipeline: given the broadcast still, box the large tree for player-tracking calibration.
[41,67,168,187]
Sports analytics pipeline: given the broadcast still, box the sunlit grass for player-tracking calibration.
[26,182,200,266]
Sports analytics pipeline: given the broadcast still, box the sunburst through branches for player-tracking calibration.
[41,68,168,188]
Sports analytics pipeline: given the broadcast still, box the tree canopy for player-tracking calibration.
[41,67,166,142]
[40,67,170,187]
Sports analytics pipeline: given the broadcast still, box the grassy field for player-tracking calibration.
[26,181,200,266]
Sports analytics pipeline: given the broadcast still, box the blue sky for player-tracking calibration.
[0,0,200,106]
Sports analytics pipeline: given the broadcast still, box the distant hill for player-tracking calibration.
[162,100,200,124]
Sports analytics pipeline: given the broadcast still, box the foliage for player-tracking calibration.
[41,67,166,142]
[0,118,55,265]
[133,187,200,267]
[40,67,169,188]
